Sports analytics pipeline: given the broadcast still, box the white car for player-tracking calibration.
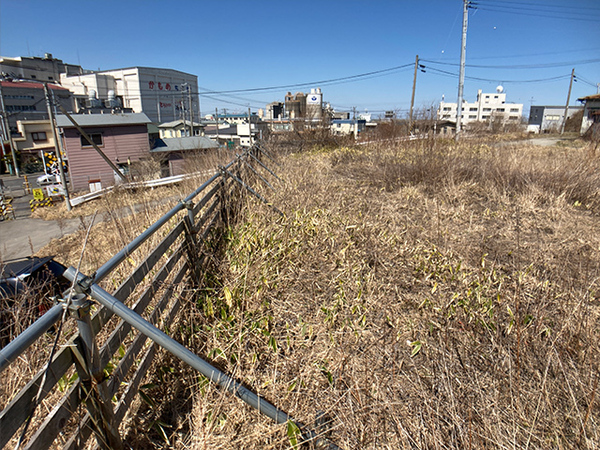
[36,174,59,186]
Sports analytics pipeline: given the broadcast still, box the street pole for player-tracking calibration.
[455,0,469,141]
[44,83,72,210]
[0,81,20,176]
[188,85,194,137]
[409,54,419,134]
[560,68,575,135]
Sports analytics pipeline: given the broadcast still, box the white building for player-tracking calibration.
[60,67,198,123]
[438,87,523,127]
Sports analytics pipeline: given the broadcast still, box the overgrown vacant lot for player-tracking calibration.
[16,138,599,449]
[174,139,599,449]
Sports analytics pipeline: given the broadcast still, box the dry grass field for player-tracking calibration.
[173,137,599,449]
[3,136,599,449]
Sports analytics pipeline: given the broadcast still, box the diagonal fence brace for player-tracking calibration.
[246,150,283,183]
[237,153,275,191]
[219,165,283,217]
[254,143,280,167]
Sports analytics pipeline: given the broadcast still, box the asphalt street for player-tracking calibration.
[0,173,81,261]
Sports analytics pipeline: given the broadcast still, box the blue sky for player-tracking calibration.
[1,0,599,118]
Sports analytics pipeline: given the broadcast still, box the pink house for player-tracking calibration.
[55,113,151,192]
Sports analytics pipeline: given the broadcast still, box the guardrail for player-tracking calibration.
[0,143,332,449]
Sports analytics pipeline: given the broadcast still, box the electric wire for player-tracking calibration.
[481,0,600,12]
[425,65,572,84]
[471,2,600,22]
[200,63,414,94]
[421,58,600,70]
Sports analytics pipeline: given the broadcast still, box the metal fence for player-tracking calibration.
[0,143,331,449]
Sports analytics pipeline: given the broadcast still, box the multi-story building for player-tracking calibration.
[60,67,198,123]
[0,80,75,131]
[0,53,85,82]
[528,105,584,133]
[438,87,523,127]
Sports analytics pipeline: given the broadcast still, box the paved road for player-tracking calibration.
[0,173,81,261]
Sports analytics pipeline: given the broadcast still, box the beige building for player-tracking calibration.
[438,87,523,127]
[60,67,198,123]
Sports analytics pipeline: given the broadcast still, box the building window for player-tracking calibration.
[509,116,519,120]
[443,107,451,111]
[510,108,519,113]
[468,115,477,119]
[482,115,490,119]
[483,108,491,112]
[31,132,47,141]
[80,133,103,147]
[469,107,478,111]
[6,104,37,112]
[496,108,505,112]
[494,95,498,99]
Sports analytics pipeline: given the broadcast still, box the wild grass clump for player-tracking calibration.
[178,138,599,449]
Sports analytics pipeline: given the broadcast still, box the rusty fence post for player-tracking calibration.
[66,293,123,450]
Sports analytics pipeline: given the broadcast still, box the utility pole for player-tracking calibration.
[181,86,187,136]
[44,83,72,210]
[455,0,469,141]
[215,107,219,143]
[0,81,20,176]
[247,107,252,146]
[409,55,419,134]
[560,68,575,135]
[188,85,194,137]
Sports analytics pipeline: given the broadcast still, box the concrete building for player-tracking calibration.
[60,67,198,123]
[527,105,584,133]
[331,119,366,137]
[0,80,75,131]
[0,53,85,82]
[578,94,600,135]
[12,120,56,170]
[55,113,152,192]
[266,102,284,120]
[438,87,523,127]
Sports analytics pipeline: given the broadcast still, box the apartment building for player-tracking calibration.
[438,87,523,127]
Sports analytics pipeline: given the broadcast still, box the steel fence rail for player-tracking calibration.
[63,266,292,425]
[0,303,63,373]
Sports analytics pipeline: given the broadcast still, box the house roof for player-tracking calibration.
[0,80,69,91]
[578,94,600,102]
[158,119,204,128]
[151,136,219,153]
[203,125,238,136]
[55,112,152,128]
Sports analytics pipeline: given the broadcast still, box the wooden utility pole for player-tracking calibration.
[0,81,20,176]
[44,84,72,210]
[456,0,469,141]
[409,55,419,134]
[560,68,575,135]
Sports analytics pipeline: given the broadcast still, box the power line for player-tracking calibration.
[199,64,414,94]
[471,3,600,22]
[425,66,572,84]
[480,0,600,13]
[421,57,600,70]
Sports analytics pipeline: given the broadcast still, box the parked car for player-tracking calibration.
[36,173,59,186]
[0,256,69,347]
